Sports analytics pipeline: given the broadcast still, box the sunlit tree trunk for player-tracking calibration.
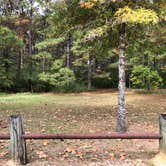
[88,55,94,90]
[88,55,92,90]
[117,23,127,132]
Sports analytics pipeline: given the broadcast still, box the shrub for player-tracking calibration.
[130,65,163,90]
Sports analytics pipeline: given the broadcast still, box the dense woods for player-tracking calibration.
[0,0,165,93]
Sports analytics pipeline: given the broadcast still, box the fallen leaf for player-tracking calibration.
[43,140,49,146]
[0,151,8,157]
[36,151,47,158]
[110,153,115,161]
[120,153,126,160]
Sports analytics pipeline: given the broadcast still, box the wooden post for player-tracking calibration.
[9,115,27,165]
[159,114,166,154]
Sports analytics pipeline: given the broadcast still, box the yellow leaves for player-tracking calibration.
[79,0,96,9]
[79,0,110,9]
[115,6,159,24]
[84,25,108,41]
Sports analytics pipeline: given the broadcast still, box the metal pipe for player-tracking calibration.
[0,134,10,140]
[0,133,162,140]
[23,133,162,140]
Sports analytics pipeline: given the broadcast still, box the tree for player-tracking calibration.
[0,26,23,90]
[0,0,165,97]
[79,0,160,131]
[114,5,159,132]
[130,65,163,90]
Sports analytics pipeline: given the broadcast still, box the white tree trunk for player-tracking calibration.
[117,23,127,132]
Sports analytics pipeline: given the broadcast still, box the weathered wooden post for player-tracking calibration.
[159,114,166,154]
[9,115,27,165]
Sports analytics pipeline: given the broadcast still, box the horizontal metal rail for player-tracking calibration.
[0,133,162,140]
[0,134,10,140]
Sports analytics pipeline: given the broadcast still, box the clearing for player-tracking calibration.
[0,90,166,165]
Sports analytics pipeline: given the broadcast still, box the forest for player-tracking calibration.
[0,0,165,93]
[0,1,166,165]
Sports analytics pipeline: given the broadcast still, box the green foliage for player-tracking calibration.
[0,26,23,49]
[0,1,165,92]
[36,37,65,50]
[0,69,14,89]
[34,51,52,60]
[69,82,88,93]
[130,65,163,90]
[93,72,112,88]
[51,59,64,71]
[0,26,23,90]
[38,60,76,91]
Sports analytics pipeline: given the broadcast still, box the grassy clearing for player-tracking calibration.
[0,90,166,165]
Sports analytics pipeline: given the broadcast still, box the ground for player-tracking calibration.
[0,89,166,165]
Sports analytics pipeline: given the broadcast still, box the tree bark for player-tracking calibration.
[42,57,46,73]
[66,35,72,69]
[117,23,127,132]
[17,48,23,80]
[28,0,33,92]
[28,30,33,92]
[88,55,93,91]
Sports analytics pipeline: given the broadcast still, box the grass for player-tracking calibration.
[0,90,166,165]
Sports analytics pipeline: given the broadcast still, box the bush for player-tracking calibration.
[130,65,163,90]
[52,82,89,93]
[93,72,112,88]
[38,60,76,92]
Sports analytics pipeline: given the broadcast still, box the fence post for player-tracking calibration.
[9,115,27,165]
[159,114,166,154]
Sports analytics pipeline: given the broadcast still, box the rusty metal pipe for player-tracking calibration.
[23,133,162,140]
[0,133,162,140]
[0,134,10,140]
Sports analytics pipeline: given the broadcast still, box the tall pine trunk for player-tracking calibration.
[28,29,33,92]
[17,48,23,80]
[28,0,33,92]
[117,23,127,132]
[66,35,72,69]
[42,57,46,73]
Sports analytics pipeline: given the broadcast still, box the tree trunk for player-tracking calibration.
[88,55,93,91]
[17,48,23,80]
[42,57,46,73]
[117,23,127,132]
[28,30,33,92]
[28,1,33,92]
[66,35,72,69]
